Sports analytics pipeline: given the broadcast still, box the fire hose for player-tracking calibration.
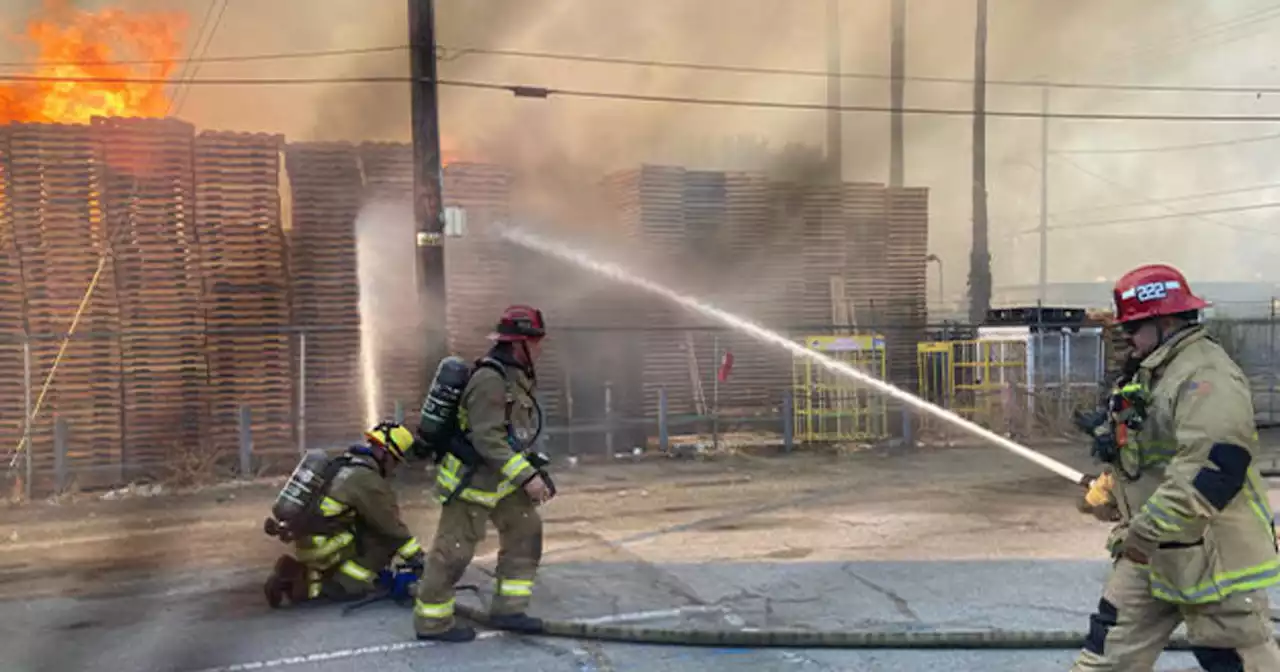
[453,603,1262,650]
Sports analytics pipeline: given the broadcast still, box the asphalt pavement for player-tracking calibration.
[1,558,1218,672]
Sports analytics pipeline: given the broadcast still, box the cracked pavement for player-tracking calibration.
[4,442,1273,671]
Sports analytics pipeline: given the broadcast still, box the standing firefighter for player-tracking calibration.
[262,423,424,606]
[1073,264,1280,671]
[414,305,555,642]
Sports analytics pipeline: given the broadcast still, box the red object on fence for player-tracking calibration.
[718,350,735,382]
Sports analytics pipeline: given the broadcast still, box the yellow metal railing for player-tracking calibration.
[916,338,1028,433]
[792,334,889,444]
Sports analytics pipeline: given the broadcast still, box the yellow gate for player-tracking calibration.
[792,334,888,443]
[916,338,1028,432]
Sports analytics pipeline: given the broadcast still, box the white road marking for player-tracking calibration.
[183,632,506,672]
[180,605,724,672]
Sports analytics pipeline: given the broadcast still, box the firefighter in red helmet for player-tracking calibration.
[1072,264,1280,670]
[413,305,554,642]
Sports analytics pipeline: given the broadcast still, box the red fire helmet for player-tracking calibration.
[489,304,547,342]
[1111,263,1209,324]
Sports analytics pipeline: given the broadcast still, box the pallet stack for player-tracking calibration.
[285,142,364,448]
[357,142,427,418]
[601,165,692,418]
[714,171,794,410]
[442,162,514,360]
[195,131,293,463]
[882,187,929,389]
[5,122,123,490]
[93,117,207,478]
[0,128,26,472]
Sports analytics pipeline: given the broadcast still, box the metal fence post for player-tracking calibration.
[901,403,913,448]
[712,333,721,452]
[782,389,794,452]
[54,415,68,495]
[658,387,669,453]
[297,331,307,455]
[22,336,31,501]
[604,381,614,458]
[239,404,253,478]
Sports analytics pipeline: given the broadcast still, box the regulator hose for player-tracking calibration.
[453,604,1268,651]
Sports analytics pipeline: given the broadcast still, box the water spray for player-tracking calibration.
[498,225,1087,486]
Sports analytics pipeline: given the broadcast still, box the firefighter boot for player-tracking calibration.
[264,554,307,608]
[416,624,478,643]
[489,613,544,634]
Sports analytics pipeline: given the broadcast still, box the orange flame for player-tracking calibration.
[0,1,187,125]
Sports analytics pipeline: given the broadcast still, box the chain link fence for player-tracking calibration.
[6,315,1280,499]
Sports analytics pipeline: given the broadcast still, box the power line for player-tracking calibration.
[0,45,405,69]
[171,0,229,116]
[4,73,1280,123]
[1053,181,1280,215]
[2,38,1280,96]
[1048,201,1280,230]
[1054,131,1280,155]
[439,44,1280,95]
[1027,155,1280,237]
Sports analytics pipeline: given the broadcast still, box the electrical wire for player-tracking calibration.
[0,45,405,69]
[1,38,1279,96]
[171,0,230,115]
[437,44,1280,95]
[1052,181,1280,216]
[2,73,1280,123]
[1054,131,1280,155]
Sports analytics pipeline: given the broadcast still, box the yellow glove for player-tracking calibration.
[1077,472,1120,522]
[1085,472,1114,508]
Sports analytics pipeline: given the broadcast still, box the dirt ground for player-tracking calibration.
[0,440,1136,602]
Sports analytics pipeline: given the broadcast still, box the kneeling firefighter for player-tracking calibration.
[1071,263,1280,671]
[262,423,425,607]
[413,305,556,642]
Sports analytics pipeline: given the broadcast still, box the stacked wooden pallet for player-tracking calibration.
[715,171,793,411]
[285,142,364,448]
[0,128,26,475]
[601,165,692,419]
[883,187,930,389]
[442,162,514,361]
[356,142,427,418]
[195,131,293,462]
[93,117,206,478]
[5,122,123,489]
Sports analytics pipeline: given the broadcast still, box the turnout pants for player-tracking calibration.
[413,493,543,635]
[1072,557,1280,671]
[294,528,401,600]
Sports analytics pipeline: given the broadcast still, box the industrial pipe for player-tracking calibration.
[454,603,1256,650]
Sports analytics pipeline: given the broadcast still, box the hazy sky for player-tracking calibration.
[2,0,1280,306]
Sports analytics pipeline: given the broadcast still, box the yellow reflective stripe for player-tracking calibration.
[338,560,376,583]
[414,598,455,619]
[435,457,519,509]
[308,581,322,599]
[296,531,355,564]
[397,538,422,558]
[498,579,533,597]
[319,496,347,517]
[501,453,533,481]
[1150,557,1280,604]
[1142,498,1187,533]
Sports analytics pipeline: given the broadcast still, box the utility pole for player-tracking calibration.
[1037,87,1050,305]
[967,0,991,324]
[890,0,906,187]
[409,0,447,364]
[826,0,843,182]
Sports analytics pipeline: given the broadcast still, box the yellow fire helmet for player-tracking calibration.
[365,422,414,462]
